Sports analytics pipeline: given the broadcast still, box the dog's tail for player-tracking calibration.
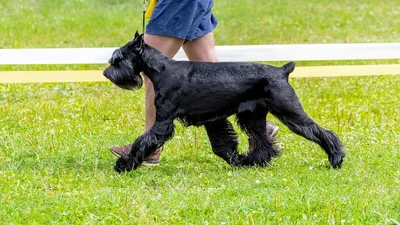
[281,61,296,81]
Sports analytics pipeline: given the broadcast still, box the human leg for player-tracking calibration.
[143,34,184,131]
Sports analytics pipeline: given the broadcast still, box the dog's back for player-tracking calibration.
[169,61,296,126]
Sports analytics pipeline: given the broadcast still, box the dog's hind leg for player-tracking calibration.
[204,119,247,166]
[236,111,280,166]
[114,119,175,172]
[268,83,345,168]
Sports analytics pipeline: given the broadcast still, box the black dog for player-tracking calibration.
[103,32,345,172]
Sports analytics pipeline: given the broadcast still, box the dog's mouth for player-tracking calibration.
[103,66,143,90]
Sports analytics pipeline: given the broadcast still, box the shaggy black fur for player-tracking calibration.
[103,31,345,172]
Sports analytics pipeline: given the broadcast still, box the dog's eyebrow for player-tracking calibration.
[109,48,124,65]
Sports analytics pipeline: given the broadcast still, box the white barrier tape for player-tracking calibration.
[1,43,399,65]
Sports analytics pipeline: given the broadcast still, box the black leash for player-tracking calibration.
[142,0,148,33]
[142,10,146,33]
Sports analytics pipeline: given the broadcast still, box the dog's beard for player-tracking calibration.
[103,60,143,90]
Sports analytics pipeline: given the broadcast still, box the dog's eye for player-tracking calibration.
[109,57,120,65]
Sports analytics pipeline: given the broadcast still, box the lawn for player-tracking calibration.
[1,0,399,224]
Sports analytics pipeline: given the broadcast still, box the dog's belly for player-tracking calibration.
[176,110,236,126]
[175,96,241,126]
[183,90,243,110]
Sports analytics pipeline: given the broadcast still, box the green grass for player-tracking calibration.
[1,0,400,224]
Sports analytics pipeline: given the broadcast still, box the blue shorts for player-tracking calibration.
[146,0,218,41]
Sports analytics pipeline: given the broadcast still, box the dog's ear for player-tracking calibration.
[282,61,295,81]
[137,34,145,46]
[133,32,143,42]
[132,34,145,52]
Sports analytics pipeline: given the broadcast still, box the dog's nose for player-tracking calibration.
[103,67,109,78]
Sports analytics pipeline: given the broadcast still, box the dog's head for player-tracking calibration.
[103,31,145,90]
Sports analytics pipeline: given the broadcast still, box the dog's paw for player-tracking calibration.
[329,152,345,169]
[114,156,134,173]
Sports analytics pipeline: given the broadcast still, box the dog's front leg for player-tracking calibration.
[114,119,175,173]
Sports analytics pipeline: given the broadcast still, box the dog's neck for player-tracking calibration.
[139,44,172,82]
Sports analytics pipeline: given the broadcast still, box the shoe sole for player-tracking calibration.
[270,126,279,137]
[142,161,160,166]
[110,149,123,157]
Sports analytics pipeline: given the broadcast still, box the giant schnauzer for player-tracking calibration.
[103,31,345,173]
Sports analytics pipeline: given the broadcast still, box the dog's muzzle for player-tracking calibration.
[103,66,143,90]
